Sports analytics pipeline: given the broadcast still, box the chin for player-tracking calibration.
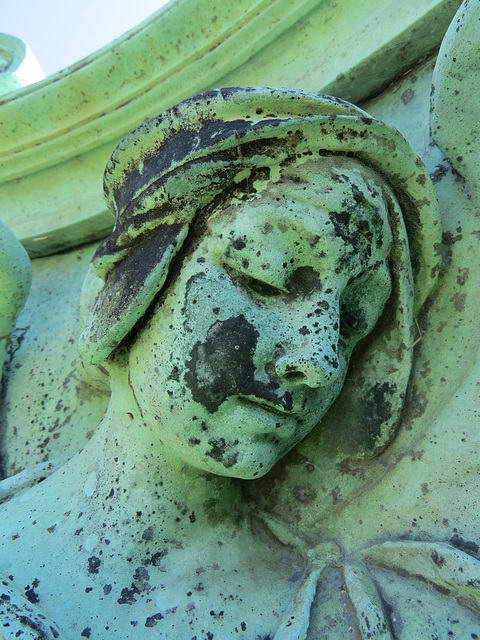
[198,439,295,480]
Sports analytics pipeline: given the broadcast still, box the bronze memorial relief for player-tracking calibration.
[1,3,480,635]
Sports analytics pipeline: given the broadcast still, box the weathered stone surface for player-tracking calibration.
[0,82,442,637]
[1,1,480,638]
[0,0,459,259]
[0,220,31,380]
[0,244,109,478]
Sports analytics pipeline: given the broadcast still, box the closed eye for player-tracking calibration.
[241,274,286,297]
[223,260,288,298]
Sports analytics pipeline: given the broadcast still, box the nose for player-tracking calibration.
[274,347,340,388]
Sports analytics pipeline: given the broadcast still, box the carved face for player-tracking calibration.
[129,158,393,478]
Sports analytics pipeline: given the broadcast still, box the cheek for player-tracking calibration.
[128,316,185,416]
[181,270,248,337]
[184,314,259,412]
[184,314,293,413]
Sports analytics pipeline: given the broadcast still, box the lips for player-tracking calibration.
[237,393,297,416]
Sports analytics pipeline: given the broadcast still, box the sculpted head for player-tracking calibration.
[79,88,441,478]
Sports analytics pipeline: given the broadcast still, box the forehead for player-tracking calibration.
[203,156,392,274]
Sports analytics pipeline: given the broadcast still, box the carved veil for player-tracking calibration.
[79,87,441,458]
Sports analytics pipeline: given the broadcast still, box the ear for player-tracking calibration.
[78,222,189,366]
[322,190,415,458]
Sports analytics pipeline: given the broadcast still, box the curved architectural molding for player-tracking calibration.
[0,0,319,183]
[0,0,460,257]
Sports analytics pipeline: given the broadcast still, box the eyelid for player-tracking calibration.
[223,261,288,297]
[242,273,287,297]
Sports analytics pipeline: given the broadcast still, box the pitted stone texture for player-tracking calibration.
[0,244,109,479]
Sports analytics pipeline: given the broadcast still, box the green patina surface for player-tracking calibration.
[0,220,31,376]
[1,0,480,638]
[0,0,459,258]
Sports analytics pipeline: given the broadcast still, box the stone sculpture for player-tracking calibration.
[3,0,480,636]
[0,221,31,373]
[0,85,448,639]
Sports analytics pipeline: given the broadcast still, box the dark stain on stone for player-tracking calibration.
[401,88,415,104]
[150,549,168,566]
[141,526,154,541]
[450,292,466,312]
[340,293,369,339]
[456,268,469,286]
[416,173,426,185]
[442,230,462,246]
[206,437,239,468]
[359,382,397,450]
[450,533,480,559]
[232,237,246,250]
[432,582,450,596]
[24,583,40,604]
[410,450,424,462]
[12,614,54,640]
[401,384,428,431]
[243,454,289,512]
[185,315,291,414]
[210,610,224,620]
[420,361,431,379]
[286,266,321,299]
[430,162,450,184]
[91,223,184,336]
[331,486,344,505]
[132,567,151,594]
[351,182,369,207]
[329,210,358,249]
[87,556,101,574]
[431,550,445,567]
[117,585,140,605]
[292,484,317,504]
[145,612,164,627]
[168,366,180,381]
[335,457,363,477]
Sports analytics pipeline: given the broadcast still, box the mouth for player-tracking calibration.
[237,394,297,416]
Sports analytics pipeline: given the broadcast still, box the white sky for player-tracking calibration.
[2,0,171,76]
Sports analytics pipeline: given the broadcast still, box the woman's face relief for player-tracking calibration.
[128,158,393,478]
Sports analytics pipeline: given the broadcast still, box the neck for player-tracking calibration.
[68,362,246,550]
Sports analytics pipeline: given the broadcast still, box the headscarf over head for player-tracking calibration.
[79,87,441,457]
